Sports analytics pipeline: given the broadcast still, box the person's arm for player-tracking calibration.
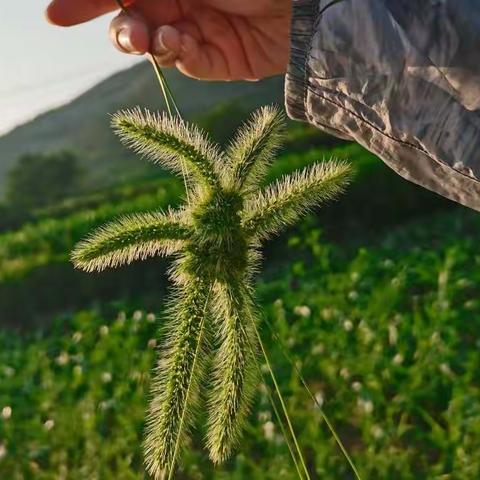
[284,0,480,211]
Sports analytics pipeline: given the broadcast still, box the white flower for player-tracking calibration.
[392,353,404,366]
[99,325,109,337]
[311,343,324,355]
[391,277,401,287]
[259,383,269,395]
[99,399,116,411]
[383,259,394,269]
[116,312,127,324]
[2,366,15,378]
[133,310,143,322]
[72,331,83,343]
[456,278,470,289]
[358,398,374,415]
[44,419,55,431]
[0,444,7,460]
[371,425,384,439]
[388,324,398,346]
[339,368,350,379]
[294,305,311,318]
[431,331,441,344]
[358,320,375,345]
[314,391,324,408]
[148,339,157,349]
[102,372,112,383]
[56,352,70,366]
[350,271,360,283]
[146,313,156,323]
[439,363,454,377]
[258,411,272,422]
[72,353,84,364]
[262,421,275,441]
[351,381,362,392]
[464,300,477,311]
[348,291,359,301]
[343,319,354,332]
[1,406,12,420]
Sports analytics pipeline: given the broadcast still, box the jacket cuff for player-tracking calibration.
[285,0,319,122]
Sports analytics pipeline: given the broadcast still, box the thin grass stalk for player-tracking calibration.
[115,0,190,206]
[250,319,311,480]
[150,55,182,118]
[246,337,304,480]
[149,55,191,205]
[262,316,363,480]
[268,388,305,480]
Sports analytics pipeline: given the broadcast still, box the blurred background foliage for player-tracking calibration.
[0,69,479,479]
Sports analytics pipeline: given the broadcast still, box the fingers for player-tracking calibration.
[46,0,123,26]
[175,34,230,81]
[150,26,230,80]
[110,11,150,55]
[151,26,183,67]
[46,0,235,80]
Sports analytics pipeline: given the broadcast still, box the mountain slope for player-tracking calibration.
[0,62,284,194]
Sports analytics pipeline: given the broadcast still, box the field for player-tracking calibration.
[1,128,480,479]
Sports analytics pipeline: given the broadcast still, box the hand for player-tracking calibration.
[46,0,292,81]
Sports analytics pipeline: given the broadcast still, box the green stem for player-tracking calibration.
[251,320,311,480]
[263,317,363,480]
[150,55,182,117]
[246,331,304,479]
[267,381,305,479]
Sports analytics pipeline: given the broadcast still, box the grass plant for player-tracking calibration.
[72,105,351,478]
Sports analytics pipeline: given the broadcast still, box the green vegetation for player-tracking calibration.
[1,206,480,479]
[6,151,85,211]
[0,112,478,479]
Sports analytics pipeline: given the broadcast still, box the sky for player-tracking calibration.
[0,1,141,135]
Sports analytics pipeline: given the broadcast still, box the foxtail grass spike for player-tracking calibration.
[144,282,211,479]
[206,281,258,463]
[242,160,352,240]
[112,108,222,191]
[226,105,285,192]
[73,105,352,477]
[72,210,191,272]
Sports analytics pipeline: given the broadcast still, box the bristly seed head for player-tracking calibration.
[72,105,353,477]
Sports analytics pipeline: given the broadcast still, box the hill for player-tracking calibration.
[0,62,284,195]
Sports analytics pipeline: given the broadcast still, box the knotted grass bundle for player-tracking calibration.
[72,106,352,479]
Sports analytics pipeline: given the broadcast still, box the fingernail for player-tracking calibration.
[117,29,134,52]
[157,31,167,51]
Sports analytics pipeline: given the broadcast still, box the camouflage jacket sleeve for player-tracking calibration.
[285,0,480,211]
